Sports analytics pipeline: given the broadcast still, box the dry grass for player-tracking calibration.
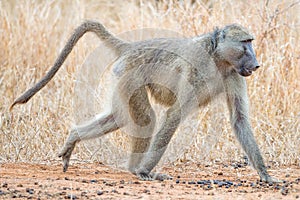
[0,0,299,167]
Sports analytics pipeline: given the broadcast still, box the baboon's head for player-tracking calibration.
[213,24,260,77]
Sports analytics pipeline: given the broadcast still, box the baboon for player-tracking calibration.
[10,20,278,182]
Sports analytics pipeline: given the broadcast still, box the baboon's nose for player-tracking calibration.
[250,65,260,72]
[253,65,260,71]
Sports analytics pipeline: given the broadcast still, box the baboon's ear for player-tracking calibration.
[211,28,219,51]
[218,30,225,42]
[211,28,226,52]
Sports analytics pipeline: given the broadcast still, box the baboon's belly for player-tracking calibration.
[147,83,177,107]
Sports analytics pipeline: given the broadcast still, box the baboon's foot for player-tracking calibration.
[137,172,173,181]
[260,175,282,183]
[58,143,75,172]
[150,172,173,181]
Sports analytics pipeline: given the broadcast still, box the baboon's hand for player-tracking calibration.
[137,172,154,181]
[137,171,173,181]
[58,143,75,172]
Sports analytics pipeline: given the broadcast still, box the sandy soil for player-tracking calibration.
[0,161,299,199]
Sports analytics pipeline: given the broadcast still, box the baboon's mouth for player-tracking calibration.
[238,68,253,77]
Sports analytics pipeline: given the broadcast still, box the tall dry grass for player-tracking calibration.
[0,1,299,167]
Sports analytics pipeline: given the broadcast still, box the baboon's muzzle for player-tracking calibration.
[239,65,260,77]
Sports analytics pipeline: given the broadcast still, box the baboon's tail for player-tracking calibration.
[10,20,128,111]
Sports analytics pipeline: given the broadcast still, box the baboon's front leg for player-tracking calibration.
[135,104,182,180]
[58,113,119,172]
[127,87,156,173]
[224,74,278,183]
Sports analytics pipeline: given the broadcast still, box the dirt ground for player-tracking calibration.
[0,161,299,199]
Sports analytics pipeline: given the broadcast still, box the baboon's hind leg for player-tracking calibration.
[58,113,119,172]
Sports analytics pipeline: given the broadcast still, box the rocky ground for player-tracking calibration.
[0,161,299,199]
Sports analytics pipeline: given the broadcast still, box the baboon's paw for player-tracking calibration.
[58,144,75,172]
[260,175,282,183]
[150,172,173,181]
[137,172,154,181]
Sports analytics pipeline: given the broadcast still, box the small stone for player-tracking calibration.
[177,175,181,179]
[226,181,233,185]
[123,192,130,195]
[26,188,34,194]
[64,177,69,180]
[218,172,223,175]
[120,180,125,184]
[143,189,150,193]
[176,180,180,184]
[204,180,211,185]
[268,182,273,186]
[105,182,115,186]
[274,185,280,190]
[285,174,290,178]
[0,190,5,195]
[34,182,38,185]
[197,181,205,185]
[218,182,224,187]
[111,189,118,193]
[188,181,196,185]
[281,188,288,196]
[17,184,23,187]
[97,190,104,195]
[59,191,67,195]
[67,194,77,199]
[204,185,212,190]
[90,180,97,183]
[295,195,299,199]
[2,183,8,188]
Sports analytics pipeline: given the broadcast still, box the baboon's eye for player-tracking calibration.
[241,39,253,43]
